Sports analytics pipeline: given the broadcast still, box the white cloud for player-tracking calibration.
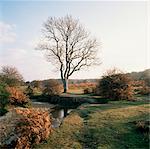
[0,21,17,44]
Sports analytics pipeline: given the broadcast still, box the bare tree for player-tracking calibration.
[0,66,24,86]
[38,15,100,93]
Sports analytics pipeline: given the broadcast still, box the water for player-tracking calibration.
[51,108,72,128]
[32,101,72,128]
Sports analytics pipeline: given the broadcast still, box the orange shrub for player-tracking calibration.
[1,108,52,149]
[69,82,97,90]
[6,87,30,106]
[15,108,52,148]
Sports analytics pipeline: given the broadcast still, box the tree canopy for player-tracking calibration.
[38,15,100,92]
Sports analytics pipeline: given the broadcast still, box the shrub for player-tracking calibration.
[6,87,30,107]
[0,84,9,108]
[134,120,149,134]
[83,87,97,94]
[25,85,34,97]
[97,69,134,100]
[1,108,52,149]
[43,79,61,95]
[0,84,9,116]
[138,86,150,96]
[84,88,92,94]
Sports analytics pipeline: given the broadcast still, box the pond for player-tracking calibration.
[31,101,73,128]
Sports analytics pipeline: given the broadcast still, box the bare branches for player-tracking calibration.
[38,15,100,80]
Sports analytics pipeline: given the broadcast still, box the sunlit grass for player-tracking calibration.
[34,113,83,149]
[34,99,149,149]
[77,102,149,149]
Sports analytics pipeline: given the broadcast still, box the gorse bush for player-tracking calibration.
[6,87,30,107]
[97,69,134,100]
[43,79,61,95]
[0,84,9,115]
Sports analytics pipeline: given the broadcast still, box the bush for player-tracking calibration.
[25,85,34,96]
[0,84,9,108]
[84,88,92,94]
[97,69,134,100]
[138,86,150,96]
[0,84,9,116]
[83,87,97,94]
[43,79,61,95]
[6,87,30,107]
[1,108,52,149]
[0,108,8,116]
[134,120,149,134]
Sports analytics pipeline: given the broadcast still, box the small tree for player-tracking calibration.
[0,66,24,86]
[98,69,134,100]
[38,15,100,93]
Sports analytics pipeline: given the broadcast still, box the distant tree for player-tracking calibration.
[0,66,24,86]
[139,69,150,87]
[97,69,134,100]
[127,69,150,87]
[38,15,100,93]
[31,80,41,89]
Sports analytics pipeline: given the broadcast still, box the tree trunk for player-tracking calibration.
[62,78,68,93]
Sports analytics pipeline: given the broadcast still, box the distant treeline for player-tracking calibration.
[126,69,150,80]
[126,69,150,86]
[26,69,150,87]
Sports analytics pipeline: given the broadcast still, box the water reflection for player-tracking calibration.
[32,101,73,128]
[51,108,72,128]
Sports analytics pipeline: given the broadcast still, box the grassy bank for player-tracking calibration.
[34,99,149,149]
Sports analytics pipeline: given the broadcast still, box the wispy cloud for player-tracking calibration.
[0,47,55,81]
[0,21,16,44]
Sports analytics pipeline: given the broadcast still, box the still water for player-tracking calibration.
[32,101,72,128]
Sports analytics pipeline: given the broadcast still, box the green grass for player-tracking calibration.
[34,97,149,149]
[33,113,84,149]
[78,103,149,149]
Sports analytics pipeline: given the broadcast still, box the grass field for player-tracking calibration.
[34,96,149,149]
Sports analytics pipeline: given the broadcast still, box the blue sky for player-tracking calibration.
[0,1,149,81]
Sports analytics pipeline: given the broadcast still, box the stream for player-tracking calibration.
[31,101,72,128]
